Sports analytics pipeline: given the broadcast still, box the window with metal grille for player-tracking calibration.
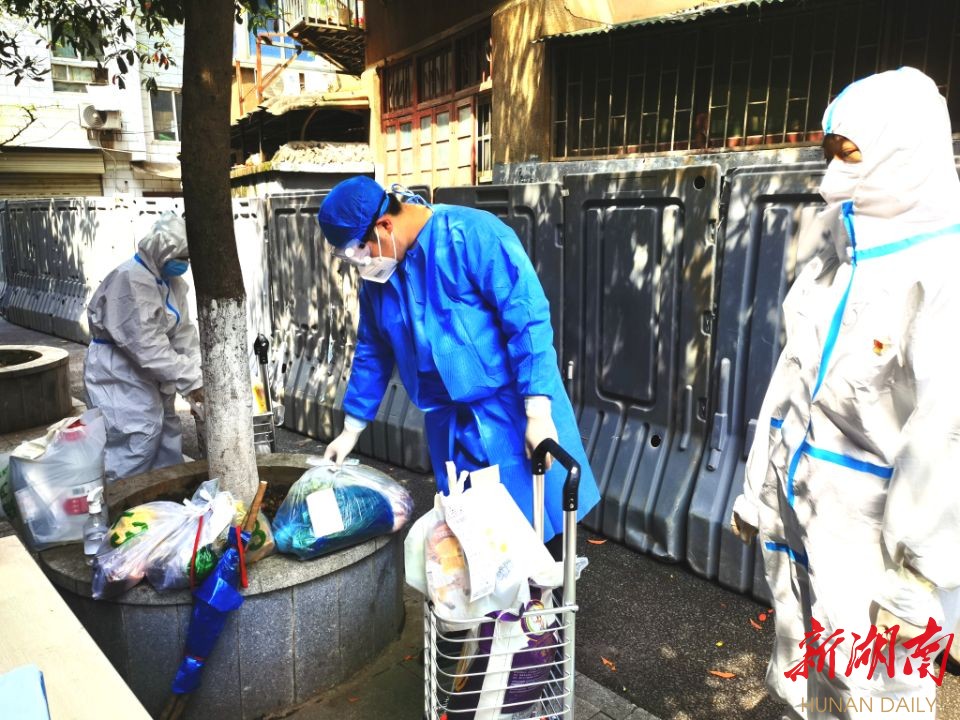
[381,22,492,186]
[418,47,453,102]
[51,41,108,93]
[383,61,413,113]
[551,0,960,158]
[456,24,492,90]
[477,95,492,183]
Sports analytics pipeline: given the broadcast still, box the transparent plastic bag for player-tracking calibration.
[91,501,188,599]
[9,409,106,550]
[143,480,237,592]
[273,462,413,560]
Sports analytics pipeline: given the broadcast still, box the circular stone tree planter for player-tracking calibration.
[38,454,405,720]
[0,345,72,433]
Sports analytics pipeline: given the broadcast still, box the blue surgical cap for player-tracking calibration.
[316,176,390,249]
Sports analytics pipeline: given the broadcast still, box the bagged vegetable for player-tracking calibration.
[224,500,275,564]
[92,480,236,598]
[9,409,106,550]
[91,501,187,599]
[273,461,412,560]
[143,480,236,592]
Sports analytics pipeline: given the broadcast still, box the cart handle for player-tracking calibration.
[253,333,270,365]
[531,437,581,512]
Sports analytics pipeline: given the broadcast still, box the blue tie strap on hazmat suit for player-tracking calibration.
[342,203,600,541]
[84,212,201,482]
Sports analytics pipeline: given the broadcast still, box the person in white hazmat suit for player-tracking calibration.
[731,67,960,719]
[84,212,203,482]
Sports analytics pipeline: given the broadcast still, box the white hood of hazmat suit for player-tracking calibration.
[734,67,960,718]
[84,212,202,482]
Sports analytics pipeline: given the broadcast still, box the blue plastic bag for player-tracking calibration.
[273,462,413,560]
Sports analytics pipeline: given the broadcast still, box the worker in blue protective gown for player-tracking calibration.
[317,177,600,543]
[84,212,203,482]
[732,68,960,719]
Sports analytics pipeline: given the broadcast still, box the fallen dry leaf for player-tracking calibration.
[403,654,416,661]
[587,539,608,545]
[601,656,617,672]
[750,619,763,631]
[348,697,360,703]
[709,670,737,679]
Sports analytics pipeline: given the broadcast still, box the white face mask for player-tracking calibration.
[819,158,864,205]
[359,229,399,283]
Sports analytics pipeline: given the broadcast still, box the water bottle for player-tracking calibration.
[83,487,108,566]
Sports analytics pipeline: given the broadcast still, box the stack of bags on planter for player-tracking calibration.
[90,479,275,598]
[90,457,414,599]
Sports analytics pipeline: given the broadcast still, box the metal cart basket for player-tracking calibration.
[423,438,582,719]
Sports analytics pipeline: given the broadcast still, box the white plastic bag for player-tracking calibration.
[439,464,554,608]
[9,409,106,550]
[405,463,555,624]
[143,480,237,592]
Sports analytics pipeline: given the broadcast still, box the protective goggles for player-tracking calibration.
[331,236,373,267]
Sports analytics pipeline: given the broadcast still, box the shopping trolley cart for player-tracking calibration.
[195,335,277,457]
[423,437,582,719]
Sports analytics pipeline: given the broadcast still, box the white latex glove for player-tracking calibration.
[524,396,559,471]
[731,510,758,544]
[323,415,366,465]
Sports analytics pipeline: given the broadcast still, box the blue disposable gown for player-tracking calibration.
[343,204,600,541]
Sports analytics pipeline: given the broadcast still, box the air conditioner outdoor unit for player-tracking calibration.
[80,104,121,130]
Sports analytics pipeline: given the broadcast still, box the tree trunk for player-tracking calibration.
[181,0,258,502]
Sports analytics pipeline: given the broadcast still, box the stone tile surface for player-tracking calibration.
[292,567,341,701]
[240,589,295,718]
[122,604,189,717]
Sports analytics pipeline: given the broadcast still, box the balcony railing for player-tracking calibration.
[286,0,366,75]
[287,0,365,29]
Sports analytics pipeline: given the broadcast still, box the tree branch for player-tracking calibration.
[0,104,37,146]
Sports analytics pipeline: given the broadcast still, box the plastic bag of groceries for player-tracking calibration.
[445,585,562,720]
[405,464,555,624]
[91,480,235,598]
[143,480,237,592]
[9,409,106,550]
[273,460,413,560]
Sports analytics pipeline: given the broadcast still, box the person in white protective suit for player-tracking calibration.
[731,67,960,719]
[84,212,203,482]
